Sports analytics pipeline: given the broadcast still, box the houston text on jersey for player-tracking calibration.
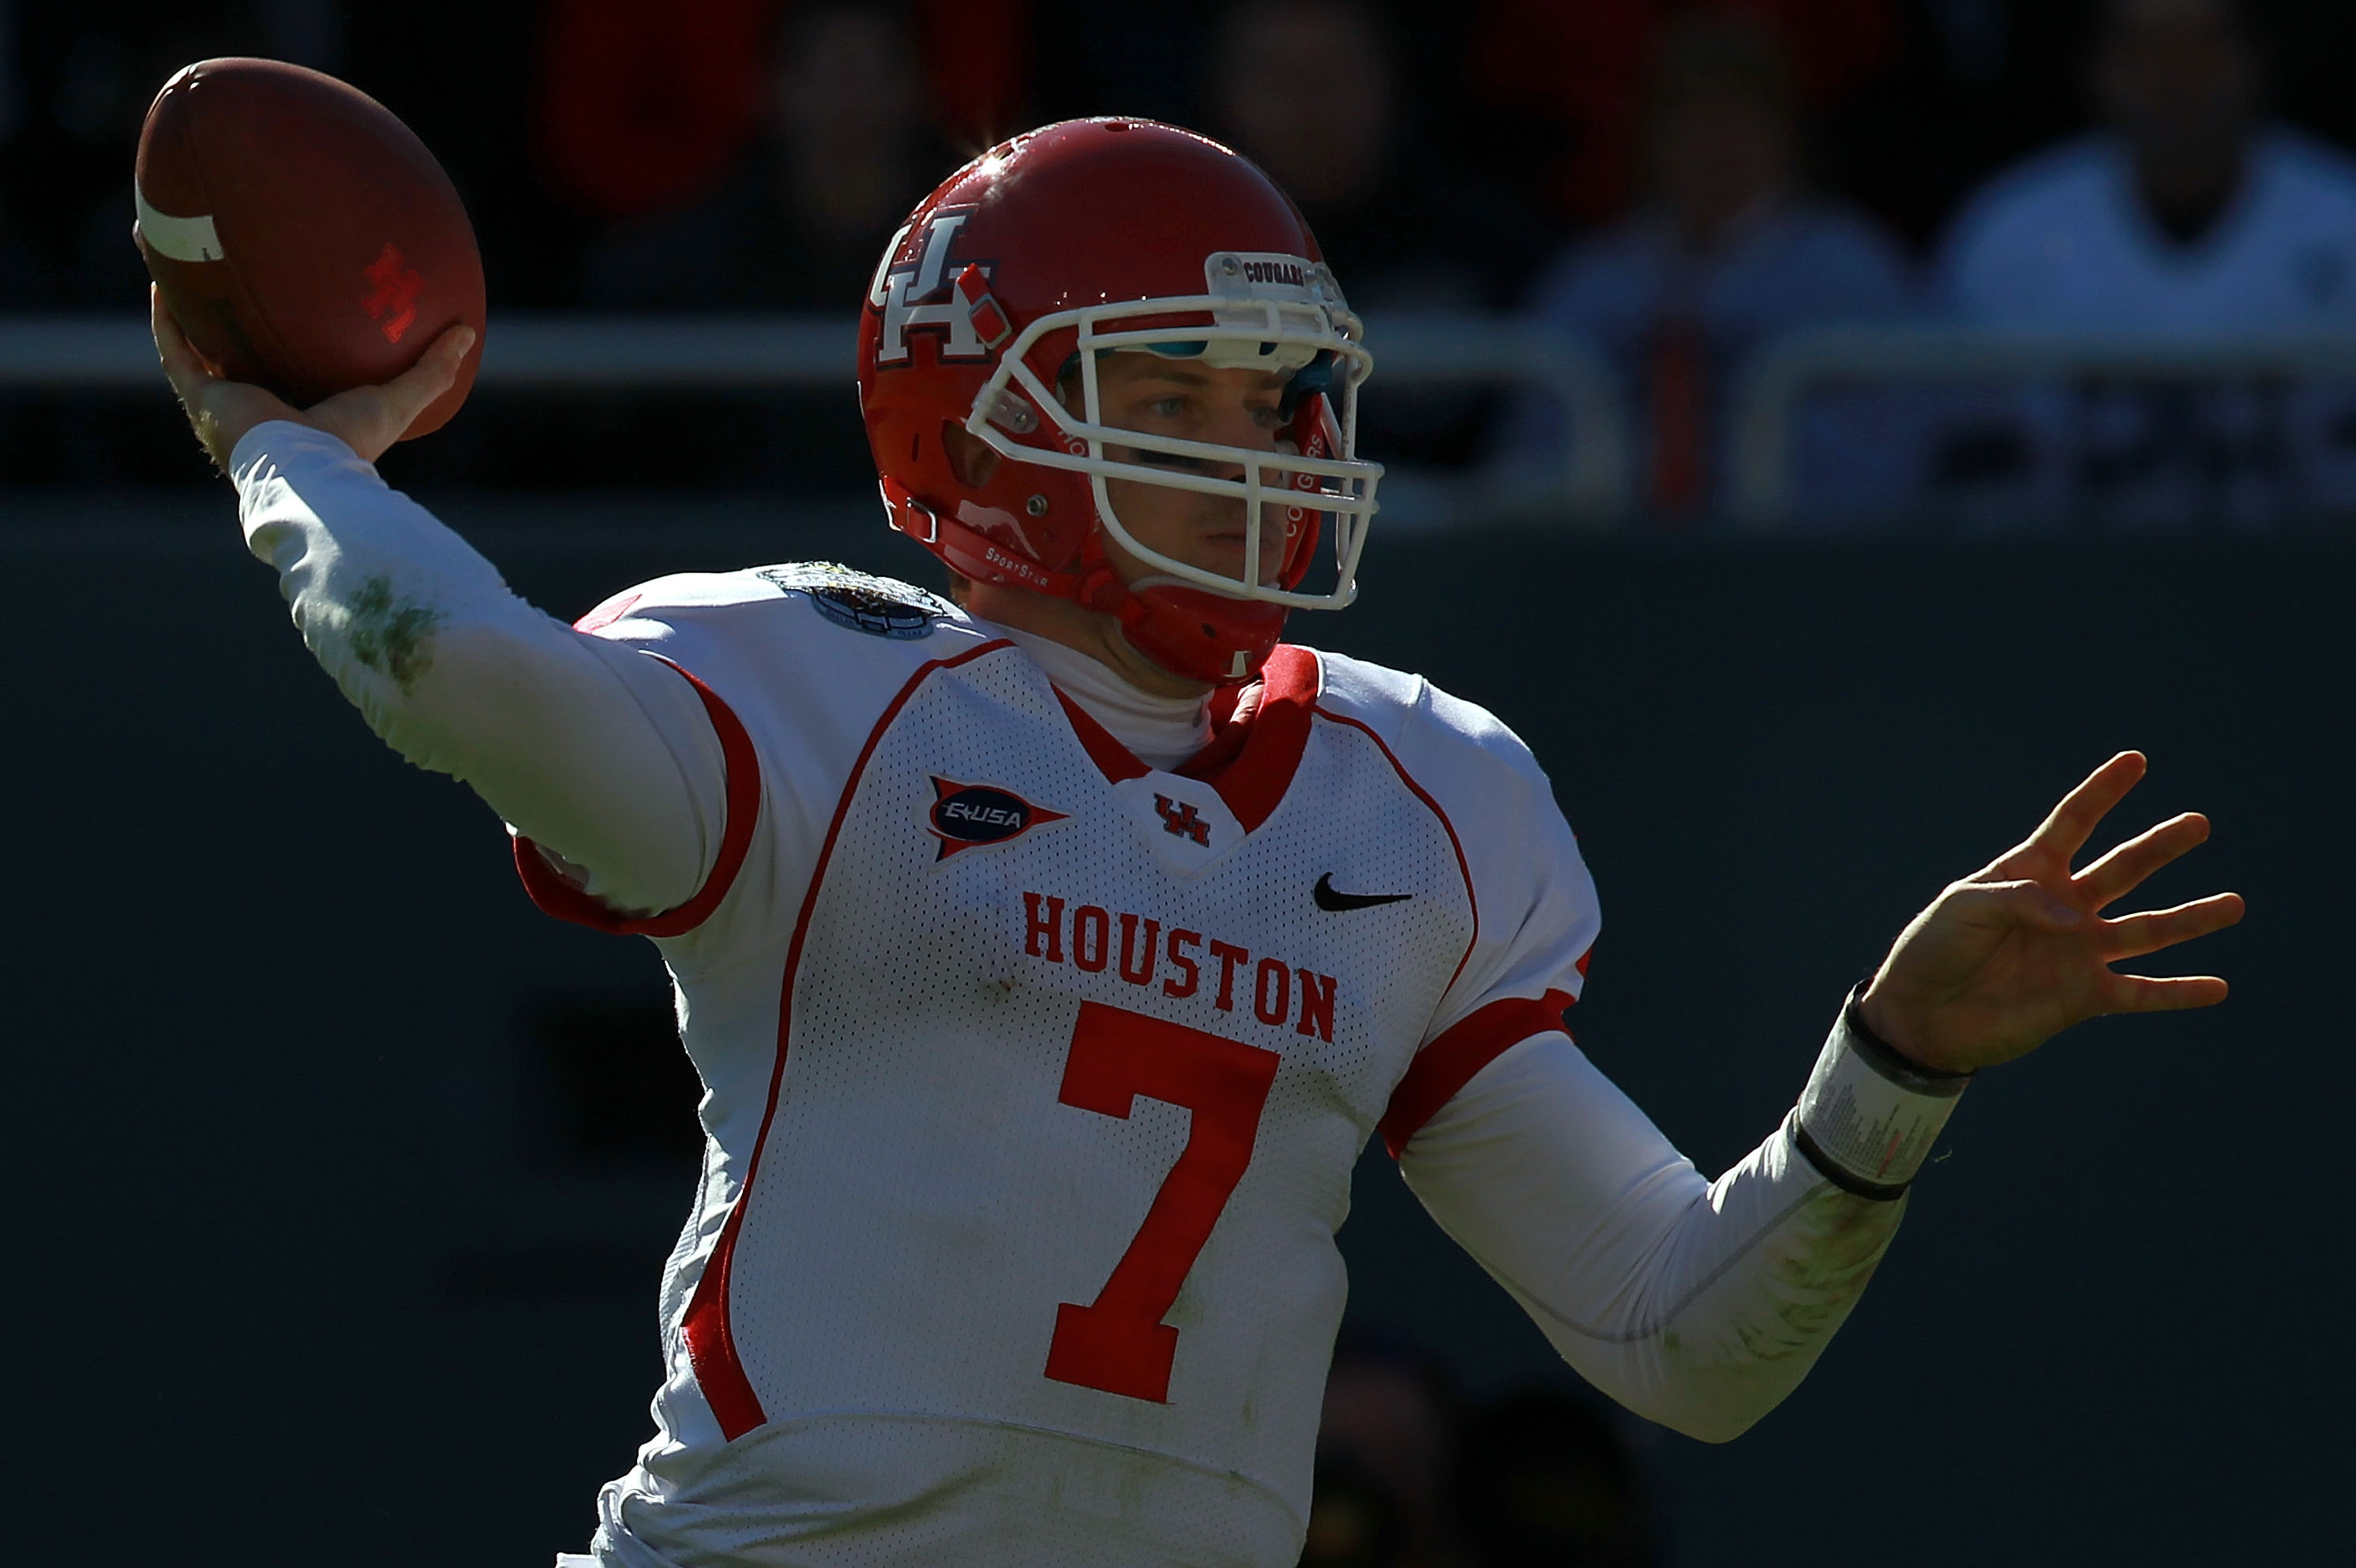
[1022,891,1338,1041]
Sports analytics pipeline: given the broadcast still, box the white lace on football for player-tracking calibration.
[962,250,1382,610]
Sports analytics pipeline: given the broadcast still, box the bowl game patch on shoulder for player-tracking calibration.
[757,563,956,640]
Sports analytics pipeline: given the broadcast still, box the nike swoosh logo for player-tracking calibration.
[1313,873,1413,913]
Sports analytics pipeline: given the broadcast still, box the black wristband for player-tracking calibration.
[1839,984,1975,1093]
[1792,1119,1911,1202]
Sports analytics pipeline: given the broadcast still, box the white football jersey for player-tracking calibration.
[513,565,1600,1566]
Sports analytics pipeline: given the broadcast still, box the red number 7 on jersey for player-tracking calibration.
[1045,1000,1281,1403]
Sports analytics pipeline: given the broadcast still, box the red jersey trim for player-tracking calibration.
[1311,698,1481,1000]
[512,659,760,939]
[1377,989,1578,1159]
[1049,643,1320,835]
[681,638,1015,1442]
[1199,645,1319,832]
[572,591,645,635]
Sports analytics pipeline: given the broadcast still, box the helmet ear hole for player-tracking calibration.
[941,419,1002,488]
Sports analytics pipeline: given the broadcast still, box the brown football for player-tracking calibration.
[135,58,485,440]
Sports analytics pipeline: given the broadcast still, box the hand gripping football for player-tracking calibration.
[135,58,486,439]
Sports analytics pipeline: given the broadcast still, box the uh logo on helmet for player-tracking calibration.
[856,118,1383,687]
[871,206,1006,367]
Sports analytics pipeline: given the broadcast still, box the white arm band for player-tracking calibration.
[1794,988,1972,1200]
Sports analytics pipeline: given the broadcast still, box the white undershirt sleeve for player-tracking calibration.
[231,420,726,916]
[1397,1031,1906,1442]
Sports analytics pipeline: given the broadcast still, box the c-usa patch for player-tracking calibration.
[758,563,955,640]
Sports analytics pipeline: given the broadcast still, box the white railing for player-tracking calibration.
[1345,313,1628,524]
[0,311,1630,524]
[1730,324,2356,527]
[35,312,2356,527]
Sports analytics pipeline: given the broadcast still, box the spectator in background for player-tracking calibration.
[1503,14,1917,522]
[582,2,947,313]
[1208,0,1542,468]
[1467,0,1900,227]
[535,0,781,228]
[1934,0,2356,524]
[1943,0,2356,329]
[572,2,954,489]
[1211,0,1536,313]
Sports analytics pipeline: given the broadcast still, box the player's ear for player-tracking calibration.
[940,419,1000,489]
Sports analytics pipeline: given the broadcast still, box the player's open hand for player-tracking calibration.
[151,284,474,471]
[1857,752,2243,1074]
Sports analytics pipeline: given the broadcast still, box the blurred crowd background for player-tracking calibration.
[12,0,2356,527]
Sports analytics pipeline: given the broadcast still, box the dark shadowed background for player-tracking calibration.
[3,497,2343,1564]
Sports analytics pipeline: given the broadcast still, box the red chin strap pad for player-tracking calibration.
[1116,581,1290,685]
[882,477,1086,598]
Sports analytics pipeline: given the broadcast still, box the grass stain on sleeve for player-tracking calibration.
[347,575,445,693]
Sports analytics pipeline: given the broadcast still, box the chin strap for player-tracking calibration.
[1116,580,1287,685]
[882,476,1285,685]
[882,477,1088,598]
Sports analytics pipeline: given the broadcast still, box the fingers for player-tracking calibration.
[2102,973,2230,1014]
[373,322,473,427]
[306,323,475,461]
[150,285,215,396]
[152,285,243,470]
[2075,811,2210,908]
[2024,752,2147,864]
[421,322,477,381]
[2104,891,2245,960]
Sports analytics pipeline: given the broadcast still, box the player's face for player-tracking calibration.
[1084,354,1296,590]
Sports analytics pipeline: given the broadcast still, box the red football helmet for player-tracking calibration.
[857,118,1382,684]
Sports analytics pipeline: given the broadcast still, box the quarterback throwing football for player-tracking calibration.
[157,122,2239,1567]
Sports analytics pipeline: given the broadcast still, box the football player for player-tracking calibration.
[155,120,2241,1568]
